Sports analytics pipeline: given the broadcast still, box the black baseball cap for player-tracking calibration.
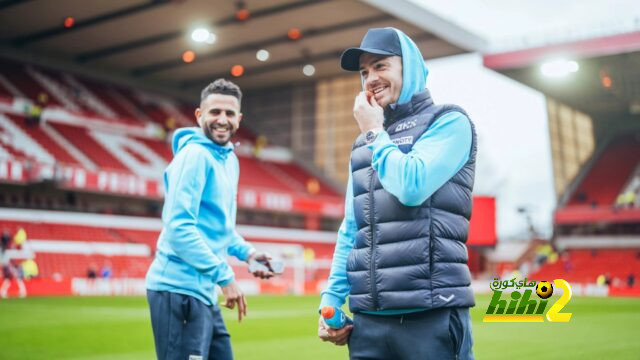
[340,27,402,71]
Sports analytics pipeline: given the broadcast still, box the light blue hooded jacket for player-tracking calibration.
[320,28,473,314]
[146,127,254,306]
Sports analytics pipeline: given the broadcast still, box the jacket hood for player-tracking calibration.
[394,28,429,105]
[171,127,234,155]
[360,27,429,106]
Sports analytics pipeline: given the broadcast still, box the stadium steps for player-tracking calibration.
[26,67,83,113]
[269,162,340,197]
[237,156,297,192]
[45,71,118,119]
[50,123,130,173]
[0,126,33,161]
[133,136,173,163]
[5,113,83,166]
[0,73,25,98]
[0,59,63,107]
[80,80,142,122]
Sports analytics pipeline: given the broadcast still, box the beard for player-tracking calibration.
[202,121,235,146]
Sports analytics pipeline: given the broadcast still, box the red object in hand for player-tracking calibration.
[321,306,335,319]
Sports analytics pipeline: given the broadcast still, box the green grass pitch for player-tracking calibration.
[0,294,639,359]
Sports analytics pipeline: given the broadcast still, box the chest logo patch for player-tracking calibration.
[394,119,417,133]
[392,136,413,146]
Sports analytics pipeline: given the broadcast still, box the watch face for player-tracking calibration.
[366,131,376,143]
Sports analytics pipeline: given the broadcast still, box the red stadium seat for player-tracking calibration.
[568,136,640,207]
[529,248,640,284]
[0,220,158,279]
[50,123,130,172]
[5,113,82,166]
[0,59,63,107]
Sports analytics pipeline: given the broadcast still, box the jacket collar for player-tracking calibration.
[210,140,234,160]
[383,89,433,128]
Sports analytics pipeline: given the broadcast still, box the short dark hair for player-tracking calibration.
[200,78,242,105]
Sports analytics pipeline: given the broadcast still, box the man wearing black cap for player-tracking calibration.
[318,27,476,359]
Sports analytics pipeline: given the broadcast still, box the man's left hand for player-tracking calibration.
[318,315,353,346]
[247,251,274,279]
[353,91,384,134]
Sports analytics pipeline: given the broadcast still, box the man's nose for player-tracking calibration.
[365,71,380,86]
[215,114,228,124]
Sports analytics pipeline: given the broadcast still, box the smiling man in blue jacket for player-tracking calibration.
[146,78,273,360]
[318,28,477,359]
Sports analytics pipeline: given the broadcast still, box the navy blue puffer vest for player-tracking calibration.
[347,90,477,313]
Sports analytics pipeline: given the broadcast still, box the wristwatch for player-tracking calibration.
[365,129,383,144]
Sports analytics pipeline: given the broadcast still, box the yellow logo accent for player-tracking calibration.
[483,279,573,323]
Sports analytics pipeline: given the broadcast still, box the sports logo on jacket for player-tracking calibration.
[394,119,417,133]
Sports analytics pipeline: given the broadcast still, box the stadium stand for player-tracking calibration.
[4,113,81,166]
[529,248,640,285]
[0,55,346,296]
[567,135,640,207]
[483,31,640,297]
[616,167,640,208]
[0,52,496,297]
[555,134,640,225]
[0,57,341,199]
[0,207,337,295]
[36,253,151,279]
[49,123,131,172]
[0,59,62,107]
[527,134,640,288]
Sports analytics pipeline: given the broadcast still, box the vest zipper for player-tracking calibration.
[369,169,378,311]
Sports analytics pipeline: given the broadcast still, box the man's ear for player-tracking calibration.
[194,108,202,126]
[233,113,243,131]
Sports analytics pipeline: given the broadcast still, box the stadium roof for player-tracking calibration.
[0,0,484,96]
[483,32,640,119]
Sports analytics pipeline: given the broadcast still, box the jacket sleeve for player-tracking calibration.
[163,145,234,285]
[319,169,357,310]
[226,154,255,262]
[227,204,255,262]
[369,111,472,206]
[227,230,254,262]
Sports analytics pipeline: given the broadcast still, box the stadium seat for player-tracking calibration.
[0,56,342,203]
[4,113,82,166]
[529,248,640,284]
[0,59,63,107]
[568,136,640,207]
[50,123,131,172]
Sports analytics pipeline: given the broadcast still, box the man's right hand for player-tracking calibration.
[317,315,353,346]
[221,281,247,322]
